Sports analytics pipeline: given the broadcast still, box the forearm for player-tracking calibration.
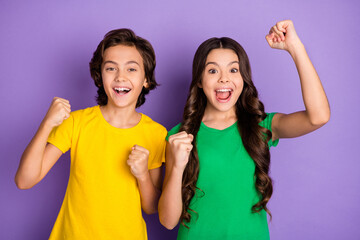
[158,167,184,230]
[15,121,53,189]
[137,171,161,215]
[289,43,330,125]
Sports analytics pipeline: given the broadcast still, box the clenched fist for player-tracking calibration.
[127,145,150,180]
[265,20,302,52]
[168,131,194,171]
[43,97,71,128]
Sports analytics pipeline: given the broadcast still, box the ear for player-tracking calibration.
[197,81,203,88]
[143,78,149,88]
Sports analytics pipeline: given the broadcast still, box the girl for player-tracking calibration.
[158,20,330,239]
[15,29,167,239]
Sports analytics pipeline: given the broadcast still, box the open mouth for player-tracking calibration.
[215,88,232,102]
[114,87,131,95]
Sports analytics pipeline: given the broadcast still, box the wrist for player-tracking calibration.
[172,165,186,175]
[40,119,56,133]
[136,171,150,183]
[287,41,305,58]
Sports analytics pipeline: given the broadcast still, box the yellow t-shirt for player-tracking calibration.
[47,105,167,240]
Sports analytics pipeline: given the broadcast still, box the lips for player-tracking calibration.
[215,88,232,102]
[113,87,131,95]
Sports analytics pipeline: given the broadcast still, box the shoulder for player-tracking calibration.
[259,112,277,131]
[168,123,181,135]
[166,123,182,140]
[259,112,279,147]
[140,114,167,136]
[70,105,99,119]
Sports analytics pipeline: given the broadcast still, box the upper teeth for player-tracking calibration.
[115,87,130,91]
[216,89,232,92]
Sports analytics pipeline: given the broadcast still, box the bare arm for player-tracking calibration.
[158,132,193,230]
[15,97,71,189]
[136,166,162,215]
[158,143,184,229]
[127,145,163,215]
[265,20,330,140]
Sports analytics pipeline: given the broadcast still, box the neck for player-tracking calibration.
[100,104,141,129]
[202,105,237,130]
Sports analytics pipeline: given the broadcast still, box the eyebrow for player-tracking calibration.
[205,61,240,67]
[103,60,141,66]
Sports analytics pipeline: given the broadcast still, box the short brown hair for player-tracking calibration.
[89,29,157,107]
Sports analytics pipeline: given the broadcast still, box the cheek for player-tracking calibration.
[101,76,110,88]
[133,78,147,93]
[235,77,244,89]
[101,71,110,81]
[202,89,215,104]
[200,76,213,90]
[236,81,244,99]
[239,80,244,91]
[201,81,213,96]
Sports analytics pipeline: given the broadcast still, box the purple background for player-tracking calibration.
[1,0,359,239]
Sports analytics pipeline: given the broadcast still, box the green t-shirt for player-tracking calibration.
[167,113,278,240]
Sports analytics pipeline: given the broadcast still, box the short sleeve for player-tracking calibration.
[148,126,167,170]
[165,123,182,141]
[47,114,74,153]
[259,112,279,148]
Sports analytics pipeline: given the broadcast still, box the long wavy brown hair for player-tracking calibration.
[179,37,273,227]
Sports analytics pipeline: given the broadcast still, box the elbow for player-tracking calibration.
[143,207,157,215]
[310,110,330,127]
[14,175,35,190]
[159,213,178,230]
[158,199,181,229]
[15,179,33,190]
[308,105,331,127]
[160,220,178,230]
[142,197,160,215]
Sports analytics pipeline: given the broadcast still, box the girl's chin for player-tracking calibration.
[206,101,236,113]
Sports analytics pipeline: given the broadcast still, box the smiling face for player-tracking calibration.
[101,44,148,110]
[200,48,244,115]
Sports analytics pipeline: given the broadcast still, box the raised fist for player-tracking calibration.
[127,145,150,180]
[168,131,194,171]
[43,97,71,128]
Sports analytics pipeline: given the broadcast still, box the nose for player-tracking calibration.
[115,70,127,82]
[218,72,229,83]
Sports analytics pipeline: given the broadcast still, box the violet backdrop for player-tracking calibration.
[1,0,359,239]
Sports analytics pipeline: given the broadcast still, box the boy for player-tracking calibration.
[15,29,166,239]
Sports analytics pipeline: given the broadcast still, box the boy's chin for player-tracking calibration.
[106,100,137,110]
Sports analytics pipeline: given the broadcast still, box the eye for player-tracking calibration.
[230,68,239,73]
[106,67,116,71]
[208,69,217,74]
[128,68,137,72]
